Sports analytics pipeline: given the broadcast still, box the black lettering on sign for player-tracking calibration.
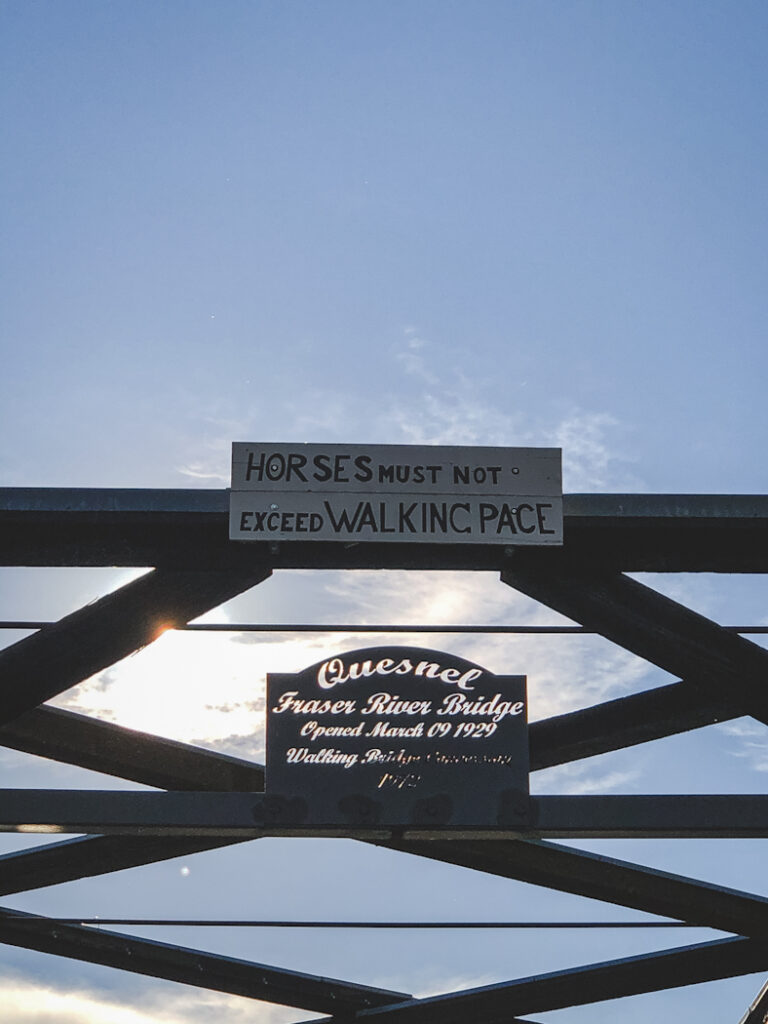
[497,504,519,534]
[323,501,468,535]
[266,454,285,482]
[236,509,324,533]
[245,451,264,482]
[333,455,351,482]
[399,502,417,532]
[479,502,553,536]
[354,455,373,482]
[357,503,377,532]
[479,502,500,533]
[313,454,333,482]
[245,451,310,483]
[450,502,471,534]
[515,503,536,533]
[287,453,308,482]
[453,465,503,486]
[380,502,396,533]
[324,500,358,532]
[537,502,555,534]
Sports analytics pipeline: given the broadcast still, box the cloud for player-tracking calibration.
[0,974,305,1024]
[384,335,639,491]
[414,969,500,999]
[532,760,641,795]
[176,463,229,483]
[393,331,436,383]
[170,330,640,496]
[318,569,653,721]
[551,411,640,492]
[58,565,653,764]
[58,625,272,760]
[57,333,649,770]
[718,720,768,773]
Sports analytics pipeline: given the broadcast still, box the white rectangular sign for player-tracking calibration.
[230,443,562,545]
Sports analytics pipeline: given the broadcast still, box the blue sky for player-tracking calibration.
[1,1,767,1021]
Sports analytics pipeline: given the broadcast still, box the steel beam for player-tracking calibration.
[0,705,264,790]
[524,794,768,838]
[2,489,767,571]
[348,936,768,1023]
[0,906,410,1014]
[529,678,737,769]
[0,565,270,727]
[383,837,768,940]
[0,687,756,894]
[739,977,768,1024]
[0,709,266,896]
[0,834,238,897]
[1,792,768,839]
[6,826,768,944]
[502,560,768,724]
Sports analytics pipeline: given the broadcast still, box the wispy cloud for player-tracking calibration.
[718,720,768,773]
[532,760,641,795]
[59,566,653,762]
[319,568,652,722]
[172,330,640,493]
[386,331,639,492]
[551,412,640,492]
[0,974,305,1024]
[60,332,649,771]
[59,625,271,760]
[176,463,229,483]
[394,330,436,384]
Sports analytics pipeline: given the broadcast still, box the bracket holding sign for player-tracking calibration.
[260,646,529,830]
[230,443,562,545]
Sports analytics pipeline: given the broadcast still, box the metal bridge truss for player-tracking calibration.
[0,488,767,1022]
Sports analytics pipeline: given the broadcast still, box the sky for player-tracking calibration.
[1,0,767,1020]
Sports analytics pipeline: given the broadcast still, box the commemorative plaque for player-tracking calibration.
[261,646,529,830]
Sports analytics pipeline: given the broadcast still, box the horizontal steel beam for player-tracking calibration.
[348,936,768,1022]
[1,489,767,570]
[0,566,271,727]
[0,686,755,901]
[2,792,768,839]
[0,906,410,1014]
[4,489,767,520]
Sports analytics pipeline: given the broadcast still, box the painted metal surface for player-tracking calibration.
[2,792,768,840]
[0,486,766,1021]
[1,488,767,568]
[0,907,409,1015]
